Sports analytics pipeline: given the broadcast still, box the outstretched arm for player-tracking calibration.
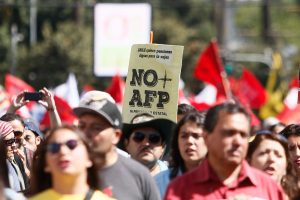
[6,91,29,113]
[38,87,62,128]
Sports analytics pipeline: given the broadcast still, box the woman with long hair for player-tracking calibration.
[28,125,114,200]
[247,132,299,199]
[155,111,207,197]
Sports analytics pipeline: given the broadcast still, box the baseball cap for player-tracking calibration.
[73,91,122,129]
[24,118,43,138]
[0,120,14,138]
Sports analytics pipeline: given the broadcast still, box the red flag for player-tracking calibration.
[194,40,226,96]
[277,104,300,124]
[106,74,125,104]
[83,84,95,93]
[297,69,300,104]
[40,96,77,130]
[229,76,261,126]
[277,77,300,123]
[0,86,10,116]
[235,69,267,109]
[4,74,35,96]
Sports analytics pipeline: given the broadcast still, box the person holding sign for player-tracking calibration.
[73,91,160,200]
[120,112,175,176]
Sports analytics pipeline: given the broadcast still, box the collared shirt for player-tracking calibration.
[7,159,26,191]
[164,159,285,200]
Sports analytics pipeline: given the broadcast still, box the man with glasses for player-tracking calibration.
[0,113,32,176]
[120,112,175,176]
[0,120,29,192]
[73,90,160,200]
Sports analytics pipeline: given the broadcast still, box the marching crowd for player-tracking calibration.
[1,88,300,200]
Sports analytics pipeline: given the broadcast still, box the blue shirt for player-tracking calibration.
[154,168,182,198]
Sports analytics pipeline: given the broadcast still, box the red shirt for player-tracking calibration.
[164,159,285,200]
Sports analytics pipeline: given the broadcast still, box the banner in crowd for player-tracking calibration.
[122,44,184,123]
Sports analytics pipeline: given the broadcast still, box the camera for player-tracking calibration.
[24,92,43,101]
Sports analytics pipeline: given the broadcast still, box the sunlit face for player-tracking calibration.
[178,120,207,169]
[78,113,120,154]
[3,132,16,158]
[125,127,165,168]
[23,129,41,152]
[250,139,287,183]
[9,119,25,148]
[204,112,250,167]
[45,128,92,178]
[287,135,300,173]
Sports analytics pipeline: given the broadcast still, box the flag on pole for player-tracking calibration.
[4,74,35,96]
[106,74,125,104]
[193,40,226,96]
[277,77,300,124]
[298,68,300,104]
[54,73,80,108]
[0,85,10,116]
[4,74,35,116]
[236,69,267,109]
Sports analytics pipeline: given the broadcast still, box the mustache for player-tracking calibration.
[138,146,153,154]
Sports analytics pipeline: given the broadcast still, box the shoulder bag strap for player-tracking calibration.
[84,188,95,200]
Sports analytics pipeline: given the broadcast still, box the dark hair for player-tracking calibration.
[280,124,300,139]
[247,133,299,199]
[169,111,206,179]
[177,104,196,115]
[204,103,250,133]
[247,133,289,164]
[0,139,9,187]
[0,113,24,126]
[269,122,286,134]
[29,125,102,195]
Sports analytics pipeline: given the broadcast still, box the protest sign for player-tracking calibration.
[122,44,184,123]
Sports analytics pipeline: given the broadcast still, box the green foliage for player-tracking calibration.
[0,0,300,95]
[18,22,93,90]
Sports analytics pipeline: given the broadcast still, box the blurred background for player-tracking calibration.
[0,0,300,122]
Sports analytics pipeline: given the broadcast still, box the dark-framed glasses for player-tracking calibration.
[13,130,23,137]
[47,139,79,154]
[132,131,162,145]
[4,138,16,146]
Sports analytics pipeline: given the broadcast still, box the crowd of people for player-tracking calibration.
[1,88,300,200]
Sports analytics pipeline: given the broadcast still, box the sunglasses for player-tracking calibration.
[14,131,23,137]
[4,138,16,146]
[132,131,162,145]
[47,139,79,154]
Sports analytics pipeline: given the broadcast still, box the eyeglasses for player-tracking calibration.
[132,131,162,145]
[47,139,79,154]
[13,131,23,137]
[4,138,16,146]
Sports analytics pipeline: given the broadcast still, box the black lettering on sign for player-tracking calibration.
[143,90,157,108]
[129,90,170,109]
[130,69,144,86]
[129,90,143,107]
[157,91,169,108]
[130,69,158,87]
[143,69,157,87]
